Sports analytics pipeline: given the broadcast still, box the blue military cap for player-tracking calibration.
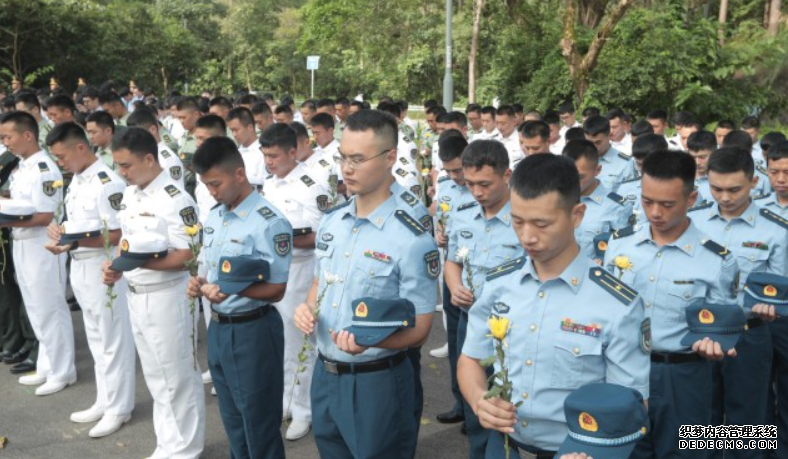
[680,300,746,352]
[215,255,270,295]
[593,232,612,259]
[0,199,34,223]
[110,232,169,272]
[58,219,103,245]
[344,297,415,347]
[743,272,788,317]
[555,383,649,459]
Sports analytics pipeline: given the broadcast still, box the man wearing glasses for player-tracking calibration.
[294,110,440,458]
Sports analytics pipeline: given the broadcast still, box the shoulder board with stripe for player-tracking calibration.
[394,210,426,235]
[38,162,49,173]
[588,267,638,305]
[753,192,771,201]
[257,206,276,220]
[757,165,767,175]
[606,192,627,206]
[160,149,171,158]
[688,201,713,212]
[395,168,408,177]
[760,208,788,230]
[457,201,478,211]
[702,239,730,258]
[325,200,351,215]
[618,152,631,160]
[301,175,315,187]
[611,225,636,240]
[97,171,111,184]
[438,175,450,183]
[400,192,417,207]
[486,256,526,281]
[620,176,641,184]
[164,184,181,197]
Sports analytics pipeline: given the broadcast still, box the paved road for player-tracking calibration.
[0,308,470,459]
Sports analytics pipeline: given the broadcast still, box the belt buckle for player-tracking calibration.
[323,360,339,374]
[211,311,219,323]
[128,284,137,294]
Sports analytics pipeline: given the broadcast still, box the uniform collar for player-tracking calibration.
[137,170,170,196]
[599,146,620,163]
[74,159,104,183]
[707,201,758,227]
[472,200,512,226]
[272,162,306,185]
[581,181,608,206]
[21,150,47,167]
[221,189,259,221]
[522,250,587,294]
[240,139,260,153]
[636,221,699,256]
[342,193,398,229]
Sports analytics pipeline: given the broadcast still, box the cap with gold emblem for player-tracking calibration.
[344,297,415,346]
[110,232,169,271]
[680,300,746,352]
[215,255,271,295]
[556,382,649,459]
[58,219,103,245]
[743,272,788,317]
[0,199,35,223]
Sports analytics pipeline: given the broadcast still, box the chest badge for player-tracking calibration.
[364,250,391,263]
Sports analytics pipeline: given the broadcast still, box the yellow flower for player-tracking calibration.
[614,255,633,271]
[421,168,430,176]
[51,180,64,189]
[185,225,200,237]
[488,315,510,341]
[439,202,451,213]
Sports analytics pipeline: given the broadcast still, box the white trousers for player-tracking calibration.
[13,237,75,383]
[277,256,316,423]
[126,277,205,459]
[71,254,136,415]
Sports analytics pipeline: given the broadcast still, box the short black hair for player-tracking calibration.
[466,103,481,115]
[716,119,736,131]
[192,136,245,175]
[441,111,467,128]
[260,93,275,102]
[672,111,696,127]
[565,127,585,141]
[0,111,38,138]
[558,102,575,115]
[722,130,754,152]
[512,103,524,114]
[632,134,669,160]
[350,100,365,111]
[45,95,76,112]
[510,153,580,211]
[345,110,398,149]
[310,112,335,130]
[195,114,227,133]
[209,96,233,110]
[461,139,509,175]
[426,105,447,117]
[86,110,116,132]
[81,87,99,100]
[605,108,629,123]
[583,115,610,136]
[336,97,350,107]
[289,122,309,141]
[519,120,550,141]
[237,94,259,106]
[46,121,90,147]
[741,116,761,130]
[646,110,668,123]
[14,92,40,110]
[437,132,468,163]
[280,95,295,106]
[630,120,654,138]
[251,101,272,116]
[761,132,788,154]
[316,98,335,110]
[524,110,542,121]
[378,102,400,117]
[176,97,200,112]
[496,105,515,118]
[767,140,788,164]
[687,131,716,153]
[642,150,696,195]
[708,147,754,180]
[562,139,599,166]
[111,126,158,160]
[259,123,297,151]
[98,91,122,106]
[480,106,496,117]
[126,107,158,130]
[300,99,316,110]
[542,111,560,127]
[582,107,600,118]
[227,107,254,127]
[274,105,293,116]
[423,99,438,109]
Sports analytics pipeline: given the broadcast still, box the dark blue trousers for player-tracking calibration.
[311,355,417,459]
[485,431,556,459]
[631,359,712,459]
[408,346,424,434]
[459,309,490,459]
[208,308,285,459]
[768,318,788,459]
[444,281,465,418]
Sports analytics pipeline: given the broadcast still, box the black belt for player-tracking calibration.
[319,351,407,375]
[210,305,270,324]
[650,351,703,364]
[748,317,765,329]
[506,435,556,459]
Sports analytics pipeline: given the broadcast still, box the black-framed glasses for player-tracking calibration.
[333,148,393,170]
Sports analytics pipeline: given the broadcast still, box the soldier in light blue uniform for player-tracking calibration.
[691,147,788,459]
[583,115,636,192]
[723,130,772,197]
[433,134,476,429]
[689,130,717,202]
[293,110,439,459]
[562,139,632,260]
[617,134,672,226]
[446,139,521,459]
[187,137,293,459]
[603,152,740,459]
[459,154,649,459]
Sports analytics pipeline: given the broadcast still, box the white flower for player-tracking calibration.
[99,214,110,224]
[456,246,470,262]
[324,271,342,285]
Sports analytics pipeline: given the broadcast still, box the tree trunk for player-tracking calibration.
[768,0,782,36]
[160,67,169,92]
[468,0,485,103]
[718,0,728,44]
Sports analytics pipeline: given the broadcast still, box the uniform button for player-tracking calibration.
[530,324,537,332]
[332,303,337,309]
[486,227,491,233]
[725,226,731,231]
[684,293,691,299]
[525,359,532,366]
[223,222,228,227]
[645,302,651,308]
[475,284,480,289]
[369,270,374,276]
[749,255,755,261]
[328,328,333,334]
[483,248,488,252]
[657,252,662,258]
[538,292,545,298]
[345,252,350,258]
[353,228,358,233]
[649,276,655,282]
[521,420,528,428]
[522,392,528,399]
[573,347,580,355]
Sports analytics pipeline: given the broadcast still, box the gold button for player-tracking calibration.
[521,420,528,428]
[538,292,545,298]
[522,392,528,399]
[353,228,358,233]
[328,328,333,334]
[530,324,537,332]
[525,359,532,366]
[223,222,228,227]
[573,347,580,355]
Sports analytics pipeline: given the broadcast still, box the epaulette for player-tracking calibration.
[702,239,730,258]
[618,152,631,160]
[688,201,713,212]
[594,232,612,259]
[401,192,417,207]
[318,159,330,167]
[38,162,49,173]
[97,171,111,184]
[757,165,767,175]
[606,192,627,206]
[164,184,181,197]
[588,267,638,305]
[753,192,771,201]
[457,201,478,211]
[620,176,641,184]
[160,149,171,159]
[301,175,315,187]
[760,208,788,230]
[486,256,526,281]
[399,157,410,165]
[257,206,276,220]
[437,175,450,183]
[395,168,408,177]
[394,210,426,236]
[325,200,351,215]
[611,225,636,240]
